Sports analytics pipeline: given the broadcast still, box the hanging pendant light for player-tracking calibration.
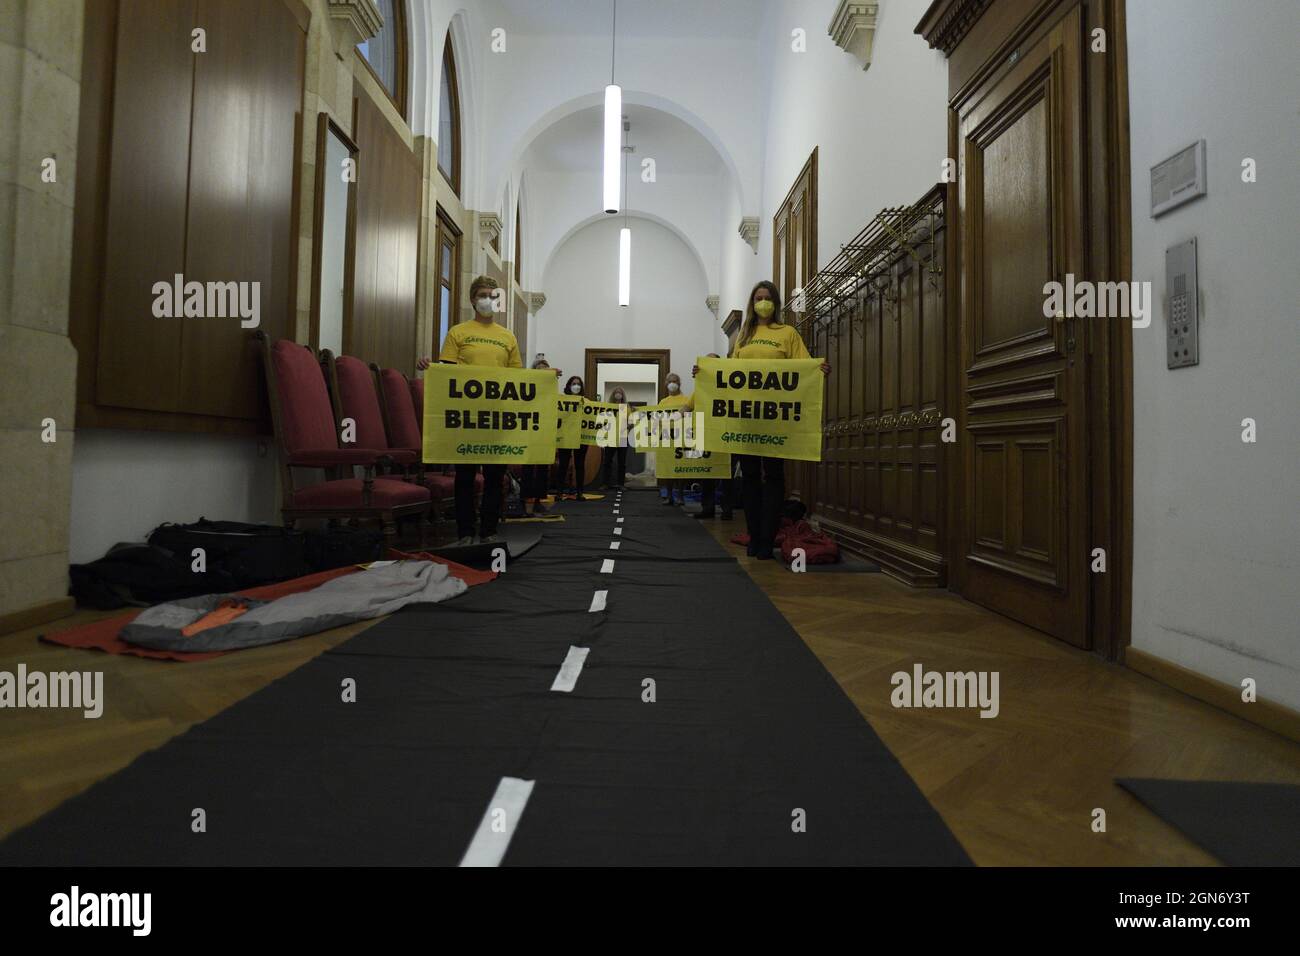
[603,1,621,214]
[619,123,631,306]
[618,227,631,307]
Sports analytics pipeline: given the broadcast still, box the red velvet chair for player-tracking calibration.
[374,365,457,529]
[403,367,485,495]
[257,333,430,546]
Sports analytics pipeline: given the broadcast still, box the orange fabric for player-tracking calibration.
[41,551,495,662]
[180,599,250,637]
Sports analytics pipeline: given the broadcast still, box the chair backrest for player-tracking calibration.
[408,376,425,435]
[324,351,391,451]
[377,367,421,451]
[267,336,338,456]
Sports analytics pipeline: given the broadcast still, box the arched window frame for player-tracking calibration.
[356,0,409,119]
[437,34,462,196]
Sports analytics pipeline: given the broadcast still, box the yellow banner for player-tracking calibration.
[556,396,583,449]
[421,364,558,465]
[654,447,732,479]
[695,356,824,462]
[627,405,700,453]
[579,400,621,447]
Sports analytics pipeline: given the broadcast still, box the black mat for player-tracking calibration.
[0,494,969,866]
[1117,778,1300,866]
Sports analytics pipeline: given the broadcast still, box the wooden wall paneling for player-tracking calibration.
[95,0,196,413]
[804,187,947,585]
[180,0,301,419]
[350,83,421,376]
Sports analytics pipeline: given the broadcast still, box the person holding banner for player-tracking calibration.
[556,375,589,500]
[685,355,735,521]
[600,386,630,490]
[657,372,690,506]
[522,357,563,515]
[693,281,830,559]
[416,274,521,545]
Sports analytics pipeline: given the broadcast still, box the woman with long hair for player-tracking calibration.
[556,374,589,500]
[697,281,830,558]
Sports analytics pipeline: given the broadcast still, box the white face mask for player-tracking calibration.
[474,297,495,316]
[666,382,680,393]
[568,383,581,394]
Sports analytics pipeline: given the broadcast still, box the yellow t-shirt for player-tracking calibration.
[438,319,522,368]
[731,321,811,360]
[657,392,691,410]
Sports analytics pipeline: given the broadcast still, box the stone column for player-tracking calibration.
[0,0,83,629]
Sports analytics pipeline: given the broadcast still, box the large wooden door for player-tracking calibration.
[955,6,1089,646]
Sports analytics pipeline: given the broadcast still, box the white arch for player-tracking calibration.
[407,5,482,203]
[541,209,714,295]
[489,89,745,218]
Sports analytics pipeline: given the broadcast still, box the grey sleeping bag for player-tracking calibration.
[120,560,467,652]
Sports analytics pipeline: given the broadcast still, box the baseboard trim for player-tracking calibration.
[1126,647,1300,744]
[0,596,77,637]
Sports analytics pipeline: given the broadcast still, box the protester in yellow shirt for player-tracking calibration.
[692,281,830,559]
[522,357,563,516]
[555,375,589,500]
[416,275,521,546]
[656,372,691,506]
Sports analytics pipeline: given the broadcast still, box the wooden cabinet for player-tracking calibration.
[802,186,948,585]
[73,0,305,433]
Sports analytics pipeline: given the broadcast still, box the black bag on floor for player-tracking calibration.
[301,525,385,570]
[148,519,312,588]
[69,543,240,610]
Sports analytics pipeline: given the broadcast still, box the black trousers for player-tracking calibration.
[737,455,784,549]
[697,478,736,516]
[520,464,547,501]
[555,447,587,495]
[601,446,628,487]
[454,463,506,538]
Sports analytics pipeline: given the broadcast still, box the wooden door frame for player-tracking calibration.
[309,112,358,352]
[584,348,671,401]
[923,0,1132,660]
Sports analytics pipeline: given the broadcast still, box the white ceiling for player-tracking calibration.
[496,0,767,40]
[525,103,724,174]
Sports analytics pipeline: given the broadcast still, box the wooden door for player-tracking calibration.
[956,6,1089,647]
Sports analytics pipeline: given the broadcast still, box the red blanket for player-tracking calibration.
[39,550,495,662]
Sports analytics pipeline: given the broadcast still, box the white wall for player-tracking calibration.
[69,431,278,564]
[755,0,948,283]
[1127,0,1300,710]
[536,215,721,383]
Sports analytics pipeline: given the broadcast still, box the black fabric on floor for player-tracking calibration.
[1116,778,1300,866]
[428,525,543,565]
[0,493,969,866]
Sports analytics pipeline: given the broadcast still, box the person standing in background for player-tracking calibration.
[523,357,563,515]
[600,385,630,490]
[688,355,734,521]
[656,371,690,506]
[556,375,589,500]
